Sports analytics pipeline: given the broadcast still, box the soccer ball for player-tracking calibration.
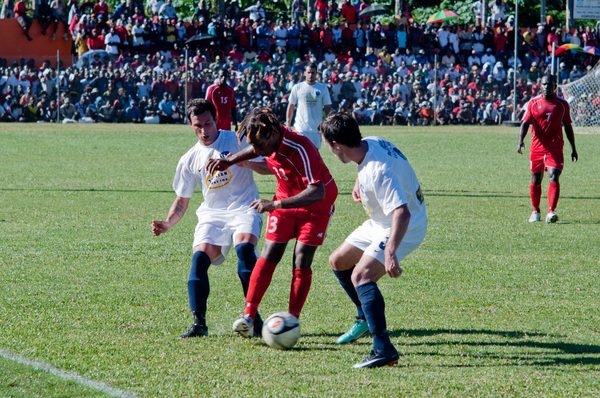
[262,312,301,350]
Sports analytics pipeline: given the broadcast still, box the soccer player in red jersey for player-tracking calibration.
[205,68,238,131]
[517,74,578,223]
[206,108,338,338]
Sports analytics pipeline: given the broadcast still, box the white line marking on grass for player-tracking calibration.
[0,348,137,398]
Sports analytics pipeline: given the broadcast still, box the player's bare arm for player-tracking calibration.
[241,159,273,175]
[384,204,411,279]
[250,182,326,213]
[352,177,361,203]
[286,102,296,128]
[564,124,578,162]
[517,121,530,154]
[205,145,259,174]
[152,196,190,236]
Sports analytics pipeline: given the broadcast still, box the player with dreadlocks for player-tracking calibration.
[207,108,338,338]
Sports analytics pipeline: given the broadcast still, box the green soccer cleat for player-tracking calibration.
[336,319,370,344]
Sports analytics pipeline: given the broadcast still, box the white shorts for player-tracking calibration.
[345,219,427,266]
[296,130,322,149]
[193,208,262,265]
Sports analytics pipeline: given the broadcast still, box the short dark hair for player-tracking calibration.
[305,62,318,71]
[542,73,556,84]
[318,112,362,148]
[186,98,216,121]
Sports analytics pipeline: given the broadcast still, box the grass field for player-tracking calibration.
[1,123,599,397]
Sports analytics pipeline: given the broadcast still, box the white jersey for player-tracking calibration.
[173,130,260,212]
[357,137,427,233]
[289,81,332,140]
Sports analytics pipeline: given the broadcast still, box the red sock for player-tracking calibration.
[289,268,312,319]
[530,182,542,212]
[548,182,560,212]
[244,257,278,320]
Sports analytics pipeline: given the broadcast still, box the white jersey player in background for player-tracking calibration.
[286,62,332,149]
[151,99,271,338]
[318,112,427,368]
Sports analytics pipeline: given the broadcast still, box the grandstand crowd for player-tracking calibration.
[1,0,599,125]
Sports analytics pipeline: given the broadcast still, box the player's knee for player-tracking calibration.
[329,250,344,271]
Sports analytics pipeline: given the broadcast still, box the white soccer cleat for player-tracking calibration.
[232,315,254,338]
[528,211,541,223]
[546,211,558,224]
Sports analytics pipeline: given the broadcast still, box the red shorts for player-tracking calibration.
[264,205,335,246]
[530,148,564,173]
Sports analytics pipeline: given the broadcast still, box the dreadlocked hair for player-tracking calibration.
[237,108,282,144]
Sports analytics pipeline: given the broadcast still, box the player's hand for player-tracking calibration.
[572,150,578,163]
[250,198,275,213]
[206,158,232,174]
[384,252,403,278]
[151,220,170,236]
[517,142,525,154]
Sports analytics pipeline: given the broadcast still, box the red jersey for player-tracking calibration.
[522,95,572,152]
[267,127,337,214]
[205,83,237,130]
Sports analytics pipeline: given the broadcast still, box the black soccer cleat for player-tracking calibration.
[179,323,208,339]
[353,348,399,369]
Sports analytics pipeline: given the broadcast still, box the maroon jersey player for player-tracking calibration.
[207,108,338,338]
[205,68,238,131]
[517,74,578,223]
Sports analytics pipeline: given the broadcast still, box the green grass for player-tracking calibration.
[1,123,599,397]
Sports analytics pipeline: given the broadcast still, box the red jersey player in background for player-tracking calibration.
[205,68,238,131]
[517,74,578,223]
[207,108,338,338]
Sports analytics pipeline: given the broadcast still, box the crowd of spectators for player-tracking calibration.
[1,0,599,125]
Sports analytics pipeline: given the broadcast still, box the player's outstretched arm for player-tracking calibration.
[151,196,190,236]
[517,121,530,154]
[385,204,411,279]
[243,159,273,175]
[564,124,578,162]
[250,182,325,213]
[205,145,260,174]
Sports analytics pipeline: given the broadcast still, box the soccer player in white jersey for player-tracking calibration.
[286,62,332,149]
[318,113,428,368]
[151,99,271,338]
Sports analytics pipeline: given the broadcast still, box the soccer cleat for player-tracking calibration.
[179,322,208,339]
[336,319,370,344]
[546,211,558,223]
[528,211,541,223]
[232,315,254,338]
[353,348,400,369]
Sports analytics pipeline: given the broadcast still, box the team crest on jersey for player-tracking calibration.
[315,89,321,97]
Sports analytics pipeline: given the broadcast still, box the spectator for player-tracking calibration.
[14,0,33,41]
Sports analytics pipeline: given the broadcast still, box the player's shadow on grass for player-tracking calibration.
[390,328,600,367]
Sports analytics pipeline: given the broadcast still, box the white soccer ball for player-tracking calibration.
[262,312,301,350]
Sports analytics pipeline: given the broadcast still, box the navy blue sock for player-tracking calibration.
[235,243,262,330]
[235,243,257,296]
[356,281,394,352]
[333,267,365,320]
[188,251,211,315]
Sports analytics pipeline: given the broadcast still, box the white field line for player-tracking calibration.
[0,348,137,398]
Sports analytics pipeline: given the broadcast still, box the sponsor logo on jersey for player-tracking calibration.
[305,96,318,107]
[205,153,232,189]
[206,170,232,189]
[317,232,323,237]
